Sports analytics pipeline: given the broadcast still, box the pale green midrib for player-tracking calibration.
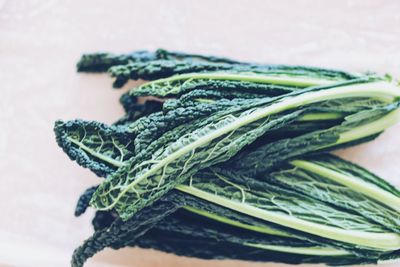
[299,112,344,121]
[337,107,400,144]
[193,107,345,122]
[66,111,338,172]
[195,98,216,103]
[291,160,400,212]
[176,184,400,250]
[101,81,400,210]
[67,137,124,168]
[136,72,337,91]
[182,206,293,238]
[243,242,351,256]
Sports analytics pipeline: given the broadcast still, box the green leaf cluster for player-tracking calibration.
[56,49,400,266]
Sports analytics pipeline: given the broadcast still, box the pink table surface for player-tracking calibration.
[1,0,400,266]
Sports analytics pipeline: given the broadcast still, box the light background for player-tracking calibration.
[1,0,400,266]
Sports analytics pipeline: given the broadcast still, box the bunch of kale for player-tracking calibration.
[55,49,400,267]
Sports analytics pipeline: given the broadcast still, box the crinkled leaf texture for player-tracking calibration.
[90,80,400,221]
[92,108,302,220]
[54,120,133,177]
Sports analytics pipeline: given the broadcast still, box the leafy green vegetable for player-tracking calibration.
[125,72,339,98]
[62,106,400,263]
[275,156,400,224]
[226,101,400,174]
[177,168,400,251]
[71,194,180,267]
[143,208,398,266]
[75,186,98,216]
[54,120,134,177]
[77,49,361,88]
[77,48,244,73]
[63,120,400,262]
[58,50,400,266]
[78,165,399,266]
[89,79,400,221]
[133,229,378,266]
